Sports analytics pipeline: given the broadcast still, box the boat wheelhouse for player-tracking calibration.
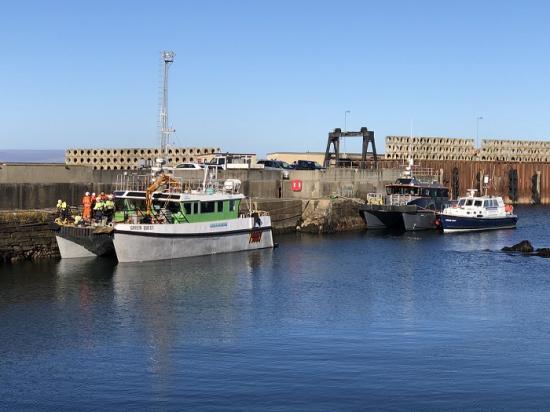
[438,190,517,233]
[113,190,243,225]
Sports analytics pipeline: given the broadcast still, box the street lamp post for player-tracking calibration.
[476,116,483,148]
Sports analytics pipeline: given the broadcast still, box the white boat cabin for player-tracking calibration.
[443,190,512,218]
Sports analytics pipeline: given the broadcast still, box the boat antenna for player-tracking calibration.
[158,50,176,169]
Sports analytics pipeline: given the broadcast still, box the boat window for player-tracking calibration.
[217,201,223,212]
[458,199,466,206]
[120,198,146,211]
[201,201,215,213]
[229,200,236,211]
[465,199,473,206]
[115,198,125,210]
[183,202,192,214]
[193,203,199,214]
[474,200,482,207]
[167,202,180,213]
[126,191,146,198]
[422,188,430,196]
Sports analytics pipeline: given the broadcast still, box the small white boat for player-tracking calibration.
[438,190,517,233]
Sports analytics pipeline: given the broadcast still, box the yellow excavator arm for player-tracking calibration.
[145,174,181,216]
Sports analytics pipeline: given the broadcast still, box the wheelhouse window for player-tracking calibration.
[458,199,466,206]
[183,202,192,214]
[465,199,473,206]
[217,201,224,212]
[201,201,215,213]
[193,203,199,214]
[166,202,180,214]
[118,198,146,211]
[474,200,482,207]
[229,200,236,211]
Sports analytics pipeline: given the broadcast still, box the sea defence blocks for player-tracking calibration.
[385,136,477,161]
[479,139,550,162]
[65,147,221,170]
[385,136,550,162]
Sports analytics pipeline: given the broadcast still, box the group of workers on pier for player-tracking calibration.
[56,192,116,225]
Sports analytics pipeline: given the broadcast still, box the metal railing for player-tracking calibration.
[114,173,229,194]
[366,193,384,205]
[366,193,414,206]
[389,194,413,206]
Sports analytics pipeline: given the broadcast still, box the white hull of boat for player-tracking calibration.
[113,216,274,262]
[442,225,517,233]
[55,235,97,259]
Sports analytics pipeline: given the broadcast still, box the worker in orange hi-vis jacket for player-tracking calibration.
[82,192,92,222]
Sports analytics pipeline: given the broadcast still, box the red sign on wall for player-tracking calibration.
[291,179,302,192]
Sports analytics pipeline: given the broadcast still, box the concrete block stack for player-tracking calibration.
[385,136,476,161]
[479,139,550,162]
[65,147,221,170]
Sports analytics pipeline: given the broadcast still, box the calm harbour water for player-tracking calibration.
[1,206,550,410]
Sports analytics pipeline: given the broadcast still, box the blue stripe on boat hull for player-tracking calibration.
[439,214,517,233]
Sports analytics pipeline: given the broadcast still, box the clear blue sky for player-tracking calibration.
[1,0,549,155]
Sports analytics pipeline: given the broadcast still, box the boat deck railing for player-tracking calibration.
[366,193,414,206]
[114,173,236,194]
[388,194,413,206]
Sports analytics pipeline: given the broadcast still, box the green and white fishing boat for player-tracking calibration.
[111,173,273,262]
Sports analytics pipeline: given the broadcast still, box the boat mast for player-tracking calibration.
[158,51,176,165]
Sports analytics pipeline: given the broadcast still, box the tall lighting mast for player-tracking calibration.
[159,51,175,160]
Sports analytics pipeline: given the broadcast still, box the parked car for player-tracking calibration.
[257,160,293,170]
[174,163,205,169]
[292,160,325,170]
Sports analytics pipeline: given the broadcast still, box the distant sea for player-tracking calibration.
[0,150,65,163]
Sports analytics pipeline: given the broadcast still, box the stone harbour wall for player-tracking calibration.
[298,198,366,233]
[0,210,60,263]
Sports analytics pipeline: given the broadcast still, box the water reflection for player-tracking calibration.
[112,249,275,377]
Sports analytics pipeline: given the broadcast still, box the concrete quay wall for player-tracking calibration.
[0,164,398,210]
